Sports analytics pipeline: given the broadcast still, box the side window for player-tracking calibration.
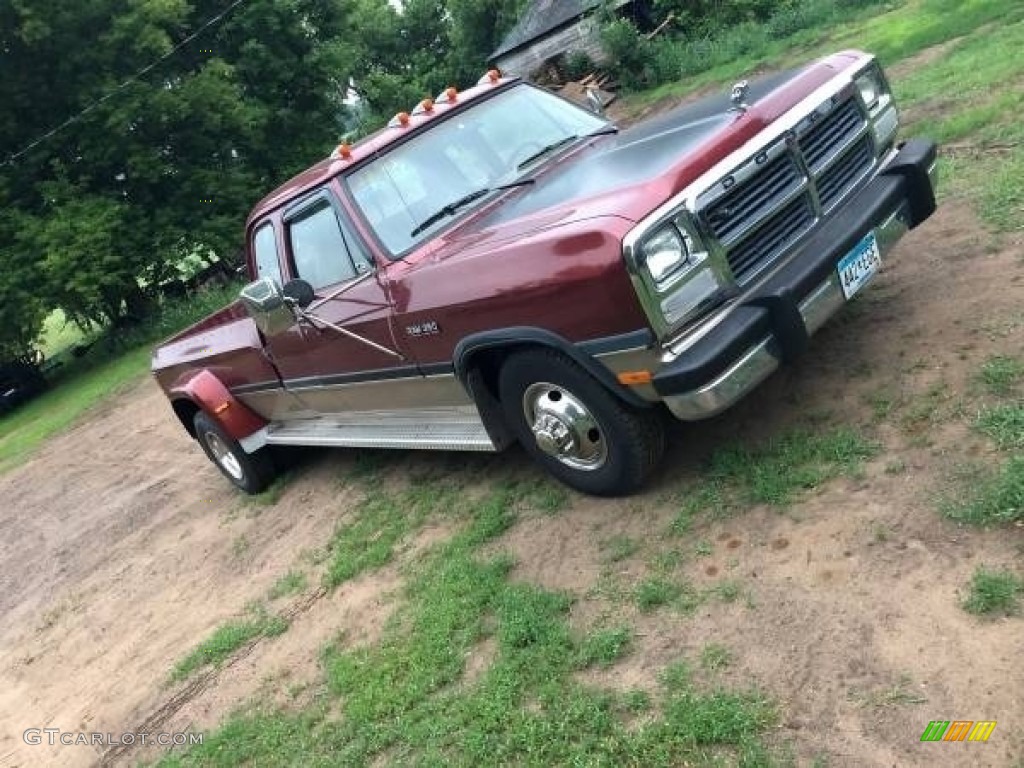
[287,200,369,291]
[252,223,282,284]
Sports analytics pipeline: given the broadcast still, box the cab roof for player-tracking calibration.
[245,75,520,230]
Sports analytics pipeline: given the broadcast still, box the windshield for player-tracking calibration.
[346,84,608,255]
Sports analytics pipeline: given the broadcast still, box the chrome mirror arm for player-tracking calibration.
[307,270,375,314]
[294,307,405,360]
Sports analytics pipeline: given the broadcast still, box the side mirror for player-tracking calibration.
[239,277,297,336]
[282,278,315,309]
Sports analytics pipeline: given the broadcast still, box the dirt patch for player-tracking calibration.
[122,562,405,766]
[0,386,457,768]
[461,635,497,688]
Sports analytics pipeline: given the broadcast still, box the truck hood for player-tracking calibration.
[422,59,856,261]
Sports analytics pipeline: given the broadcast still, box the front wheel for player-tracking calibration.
[193,411,276,494]
[498,349,665,496]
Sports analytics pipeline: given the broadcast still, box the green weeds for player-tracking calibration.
[946,357,1024,526]
[977,405,1024,451]
[700,643,734,672]
[977,356,1024,398]
[171,607,288,683]
[161,486,776,766]
[268,571,308,601]
[944,457,1024,526]
[575,626,633,668]
[670,428,876,529]
[961,567,1024,616]
[635,577,681,611]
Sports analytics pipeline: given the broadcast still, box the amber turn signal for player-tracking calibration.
[617,370,652,386]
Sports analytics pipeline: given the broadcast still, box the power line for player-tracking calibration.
[2,0,248,167]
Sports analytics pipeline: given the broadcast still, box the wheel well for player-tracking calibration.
[172,398,201,439]
[465,345,520,402]
[460,340,648,410]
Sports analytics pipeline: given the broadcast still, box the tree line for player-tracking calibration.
[0,0,527,357]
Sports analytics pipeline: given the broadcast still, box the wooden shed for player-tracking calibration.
[488,0,635,78]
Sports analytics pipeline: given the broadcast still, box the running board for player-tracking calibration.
[264,406,498,452]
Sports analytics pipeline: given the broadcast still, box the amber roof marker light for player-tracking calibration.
[435,86,458,104]
[412,98,435,116]
[387,111,412,128]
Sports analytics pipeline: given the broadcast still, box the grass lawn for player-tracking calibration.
[0,346,152,474]
[619,0,1024,117]
[0,282,240,475]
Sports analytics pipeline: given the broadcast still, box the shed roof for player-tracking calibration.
[489,0,606,62]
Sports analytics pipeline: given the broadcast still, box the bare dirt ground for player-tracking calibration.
[2,77,1024,768]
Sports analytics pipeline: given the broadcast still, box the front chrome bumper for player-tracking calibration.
[649,137,937,421]
[662,202,911,420]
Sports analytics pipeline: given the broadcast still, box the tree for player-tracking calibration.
[0,0,530,354]
[445,0,528,85]
[0,0,357,344]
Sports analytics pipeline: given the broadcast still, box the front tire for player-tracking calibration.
[498,349,665,496]
[193,411,276,494]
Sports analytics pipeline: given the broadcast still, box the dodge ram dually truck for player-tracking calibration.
[152,52,937,496]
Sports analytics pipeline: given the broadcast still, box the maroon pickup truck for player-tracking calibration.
[152,51,937,496]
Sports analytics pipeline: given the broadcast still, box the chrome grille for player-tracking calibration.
[817,136,873,211]
[798,98,864,171]
[697,95,874,286]
[727,195,815,281]
[705,152,803,245]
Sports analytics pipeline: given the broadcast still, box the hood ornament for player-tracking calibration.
[730,80,750,113]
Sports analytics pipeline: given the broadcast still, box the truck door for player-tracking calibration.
[263,186,412,416]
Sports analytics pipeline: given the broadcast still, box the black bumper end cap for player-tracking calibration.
[881,138,937,227]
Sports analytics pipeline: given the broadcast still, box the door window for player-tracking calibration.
[287,200,369,290]
[252,223,282,284]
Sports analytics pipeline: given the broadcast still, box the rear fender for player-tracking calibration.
[170,370,268,445]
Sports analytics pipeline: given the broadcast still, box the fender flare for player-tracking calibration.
[452,326,653,409]
[169,369,268,444]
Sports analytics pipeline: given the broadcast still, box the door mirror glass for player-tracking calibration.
[282,278,315,309]
[239,277,296,336]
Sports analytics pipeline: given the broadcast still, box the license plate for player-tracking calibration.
[837,231,881,300]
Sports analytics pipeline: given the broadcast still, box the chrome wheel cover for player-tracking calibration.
[522,382,607,471]
[203,431,245,482]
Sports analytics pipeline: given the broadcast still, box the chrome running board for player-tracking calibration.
[264,405,497,452]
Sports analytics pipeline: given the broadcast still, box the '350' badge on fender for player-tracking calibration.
[405,320,440,338]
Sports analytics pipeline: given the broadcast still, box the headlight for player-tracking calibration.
[855,66,885,111]
[855,63,897,151]
[637,219,725,326]
[642,226,688,283]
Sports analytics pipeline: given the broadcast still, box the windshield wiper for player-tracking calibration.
[409,178,535,238]
[515,126,619,171]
